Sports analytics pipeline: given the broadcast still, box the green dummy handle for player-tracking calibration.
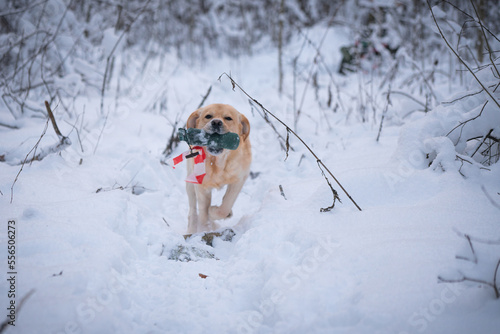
[178,128,240,150]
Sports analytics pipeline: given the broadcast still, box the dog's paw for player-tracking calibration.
[187,213,198,233]
[209,206,233,220]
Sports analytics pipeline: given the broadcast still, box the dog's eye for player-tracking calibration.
[224,116,233,121]
[205,115,213,119]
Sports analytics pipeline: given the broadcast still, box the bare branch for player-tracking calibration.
[45,101,63,138]
[438,271,499,299]
[220,72,362,212]
[389,90,426,107]
[0,122,18,129]
[455,234,478,264]
[481,185,500,210]
[100,0,152,115]
[446,100,488,141]
[470,0,500,78]
[317,160,342,212]
[376,85,392,142]
[163,85,212,157]
[93,108,111,155]
[441,0,500,45]
[248,99,291,152]
[0,289,35,333]
[0,0,47,17]
[494,259,500,298]
[279,185,287,200]
[10,119,49,203]
[453,228,500,245]
[197,85,212,109]
[9,101,71,202]
[427,1,500,111]
[442,89,484,105]
[471,129,494,158]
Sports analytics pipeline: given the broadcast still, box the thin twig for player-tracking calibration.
[455,234,477,264]
[446,100,488,141]
[284,128,290,160]
[162,118,180,157]
[376,85,392,142]
[441,229,500,299]
[163,85,212,157]
[100,0,152,115]
[481,185,500,210]
[427,0,500,111]
[0,122,18,129]
[9,102,71,203]
[389,90,425,107]
[45,101,63,138]
[406,59,438,103]
[453,228,500,245]
[0,0,47,16]
[197,85,212,109]
[45,101,71,150]
[0,289,35,333]
[438,271,499,299]
[220,72,362,212]
[279,185,287,200]
[11,119,49,203]
[93,107,111,154]
[470,0,500,78]
[248,99,291,152]
[295,24,348,115]
[442,89,484,105]
[493,259,500,298]
[471,129,494,158]
[317,160,341,212]
[441,0,500,46]
[63,116,84,153]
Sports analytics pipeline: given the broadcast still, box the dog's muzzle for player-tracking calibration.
[208,119,225,135]
[205,119,226,156]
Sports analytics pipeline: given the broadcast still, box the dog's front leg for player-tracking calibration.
[195,185,214,232]
[186,182,198,234]
[209,176,246,221]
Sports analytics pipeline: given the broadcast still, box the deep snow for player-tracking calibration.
[1,26,500,334]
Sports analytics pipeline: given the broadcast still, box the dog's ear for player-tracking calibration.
[240,114,250,141]
[186,109,201,129]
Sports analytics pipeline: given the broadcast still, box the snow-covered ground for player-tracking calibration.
[1,26,500,334]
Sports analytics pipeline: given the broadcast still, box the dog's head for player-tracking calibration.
[187,104,250,156]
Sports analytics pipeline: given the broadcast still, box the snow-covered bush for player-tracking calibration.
[0,0,343,126]
[396,87,500,176]
[0,0,107,121]
[392,1,500,300]
[395,1,500,174]
[2,0,497,130]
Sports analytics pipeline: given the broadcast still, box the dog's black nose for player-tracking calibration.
[211,119,223,128]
